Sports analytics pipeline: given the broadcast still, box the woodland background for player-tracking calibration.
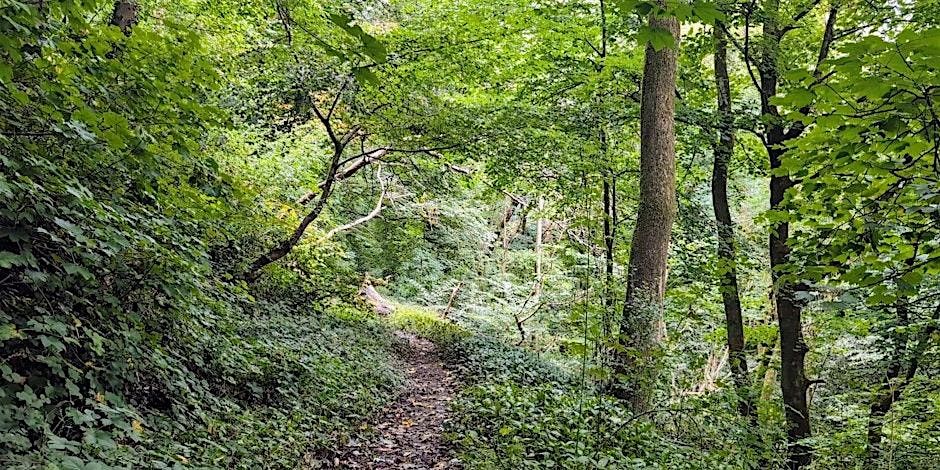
[1,0,938,469]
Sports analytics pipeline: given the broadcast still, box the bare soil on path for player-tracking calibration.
[323,331,460,469]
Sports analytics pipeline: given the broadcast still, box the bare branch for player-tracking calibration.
[719,22,762,95]
[785,5,839,141]
[327,79,351,120]
[321,166,388,240]
[311,102,340,148]
[297,148,389,205]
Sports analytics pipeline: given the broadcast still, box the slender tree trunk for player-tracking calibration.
[769,110,813,470]
[602,176,614,330]
[866,299,938,462]
[442,281,463,318]
[757,2,815,465]
[491,196,518,253]
[241,91,368,281]
[243,143,344,281]
[534,197,545,299]
[612,5,680,412]
[712,23,754,420]
[866,352,903,464]
[747,3,839,466]
[597,0,616,361]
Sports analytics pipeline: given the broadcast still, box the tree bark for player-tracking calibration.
[490,196,519,253]
[712,23,754,421]
[295,148,387,205]
[597,0,616,354]
[534,197,545,299]
[612,5,680,413]
[442,281,463,318]
[241,89,364,281]
[602,176,615,332]
[865,348,904,464]
[321,165,387,240]
[110,1,138,35]
[755,3,838,466]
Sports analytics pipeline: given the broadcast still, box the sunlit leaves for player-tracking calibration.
[326,10,388,79]
[638,25,677,51]
[786,25,940,311]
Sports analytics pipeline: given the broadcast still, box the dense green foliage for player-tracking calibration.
[0,1,400,467]
[2,0,938,468]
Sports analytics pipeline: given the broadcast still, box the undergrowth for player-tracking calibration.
[390,305,761,469]
[2,277,403,469]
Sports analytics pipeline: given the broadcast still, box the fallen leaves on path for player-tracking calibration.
[309,331,460,469]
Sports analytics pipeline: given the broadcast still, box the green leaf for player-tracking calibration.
[361,34,387,64]
[66,120,96,142]
[0,323,22,341]
[314,38,347,61]
[353,67,379,85]
[0,250,23,268]
[327,12,357,33]
[781,88,814,108]
[0,61,11,85]
[635,1,655,15]
[882,116,905,135]
[899,270,923,288]
[639,26,676,52]
[692,2,725,24]
[63,263,93,280]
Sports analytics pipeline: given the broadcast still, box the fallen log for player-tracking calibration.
[360,278,395,315]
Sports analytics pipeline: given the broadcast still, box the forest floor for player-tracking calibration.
[328,331,460,469]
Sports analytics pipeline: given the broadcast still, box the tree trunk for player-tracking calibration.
[110,1,138,34]
[602,176,614,335]
[866,354,903,465]
[534,197,545,299]
[296,148,387,205]
[757,2,817,465]
[442,281,463,318]
[748,2,840,466]
[769,100,813,470]
[712,23,754,420]
[612,5,680,413]
[243,145,344,281]
[597,0,616,359]
[491,196,518,253]
[866,301,938,462]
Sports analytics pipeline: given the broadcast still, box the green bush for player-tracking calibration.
[388,306,471,346]
[443,335,573,387]
[391,306,762,469]
[154,299,404,468]
[0,4,402,467]
[448,382,750,469]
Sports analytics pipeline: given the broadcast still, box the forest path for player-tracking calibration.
[331,331,460,469]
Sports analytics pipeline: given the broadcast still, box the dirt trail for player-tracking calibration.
[332,331,460,469]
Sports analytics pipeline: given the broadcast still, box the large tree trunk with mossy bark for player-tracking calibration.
[612,4,679,413]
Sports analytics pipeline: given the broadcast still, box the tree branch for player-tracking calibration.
[719,22,762,96]
[327,79,351,120]
[781,0,825,34]
[321,166,388,240]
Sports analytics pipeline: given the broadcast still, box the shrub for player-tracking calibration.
[448,382,747,469]
[388,305,471,346]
